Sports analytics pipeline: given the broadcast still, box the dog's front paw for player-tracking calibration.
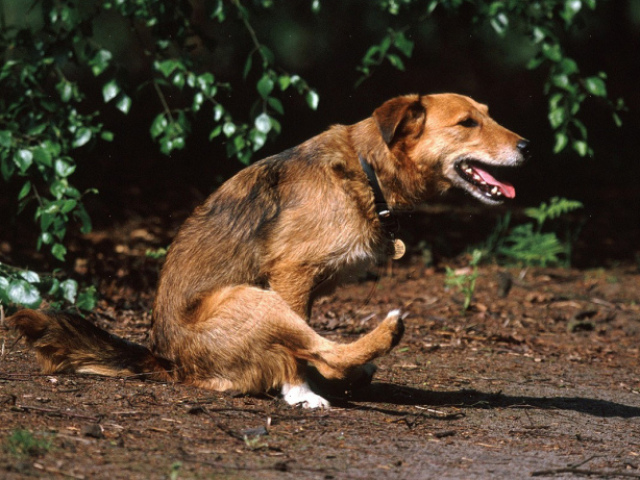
[281,382,330,409]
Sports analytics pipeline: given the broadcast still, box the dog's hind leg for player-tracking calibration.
[186,286,404,408]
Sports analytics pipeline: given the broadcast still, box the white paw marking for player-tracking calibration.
[281,382,330,409]
[386,309,401,320]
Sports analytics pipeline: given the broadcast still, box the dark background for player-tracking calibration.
[5,1,640,267]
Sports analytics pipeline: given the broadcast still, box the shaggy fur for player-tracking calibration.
[8,93,528,408]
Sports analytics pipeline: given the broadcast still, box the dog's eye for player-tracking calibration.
[457,118,479,128]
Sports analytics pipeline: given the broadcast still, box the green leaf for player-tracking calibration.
[243,52,253,80]
[305,90,319,110]
[90,49,112,76]
[171,136,186,150]
[490,12,509,36]
[213,104,225,121]
[553,132,569,153]
[562,0,582,24]
[155,59,183,78]
[7,279,42,308]
[74,205,93,234]
[60,279,78,304]
[250,130,267,151]
[150,114,168,139]
[18,181,32,200]
[40,232,53,245]
[19,270,40,283]
[0,276,9,301]
[257,75,274,99]
[27,123,47,136]
[278,75,291,91]
[209,125,222,140]
[101,131,115,141]
[584,76,607,97]
[548,106,566,129]
[526,56,545,70]
[197,73,215,91]
[393,32,414,57]
[72,128,92,148]
[192,92,204,112]
[54,158,76,177]
[172,72,185,89]
[51,243,67,261]
[387,54,406,70]
[558,58,579,75]
[76,286,98,311]
[40,140,61,159]
[612,112,623,128]
[50,179,67,199]
[102,79,120,103]
[0,130,12,148]
[551,73,571,91]
[254,113,272,134]
[13,149,33,173]
[233,135,246,152]
[541,43,562,62]
[32,146,52,167]
[61,199,78,214]
[57,80,73,102]
[47,278,60,296]
[572,140,588,157]
[222,122,236,137]
[1,157,15,181]
[258,45,275,66]
[115,94,132,114]
[267,96,284,115]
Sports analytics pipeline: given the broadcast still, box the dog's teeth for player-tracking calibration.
[491,186,498,195]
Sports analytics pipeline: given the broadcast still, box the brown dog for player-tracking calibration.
[8,94,528,408]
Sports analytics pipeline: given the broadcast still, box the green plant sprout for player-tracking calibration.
[480,197,583,267]
[445,249,483,313]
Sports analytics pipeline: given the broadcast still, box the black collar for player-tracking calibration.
[359,155,399,238]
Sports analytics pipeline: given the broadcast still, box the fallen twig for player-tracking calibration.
[33,462,86,479]
[15,404,101,422]
[531,467,640,478]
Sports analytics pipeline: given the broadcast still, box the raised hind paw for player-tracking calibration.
[281,381,330,409]
[375,309,406,352]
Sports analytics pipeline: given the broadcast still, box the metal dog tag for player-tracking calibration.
[392,238,406,260]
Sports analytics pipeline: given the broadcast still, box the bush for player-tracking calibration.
[0,0,623,310]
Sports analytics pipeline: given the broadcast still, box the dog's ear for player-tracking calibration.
[373,96,426,145]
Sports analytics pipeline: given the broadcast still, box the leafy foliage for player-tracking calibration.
[356,0,625,156]
[0,0,316,310]
[480,197,584,267]
[0,262,97,311]
[0,0,623,310]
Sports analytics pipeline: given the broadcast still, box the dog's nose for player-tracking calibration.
[517,139,531,159]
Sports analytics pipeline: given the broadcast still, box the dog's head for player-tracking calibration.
[373,93,529,205]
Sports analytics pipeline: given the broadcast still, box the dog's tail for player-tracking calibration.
[7,309,174,382]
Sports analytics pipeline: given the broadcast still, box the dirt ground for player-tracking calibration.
[1,210,640,480]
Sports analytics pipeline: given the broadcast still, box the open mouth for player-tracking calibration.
[454,159,516,202]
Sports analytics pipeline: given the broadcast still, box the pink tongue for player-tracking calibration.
[473,166,516,199]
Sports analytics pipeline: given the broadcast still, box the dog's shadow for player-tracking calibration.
[326,382,640,419]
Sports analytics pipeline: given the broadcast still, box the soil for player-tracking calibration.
[1,209,640,480]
